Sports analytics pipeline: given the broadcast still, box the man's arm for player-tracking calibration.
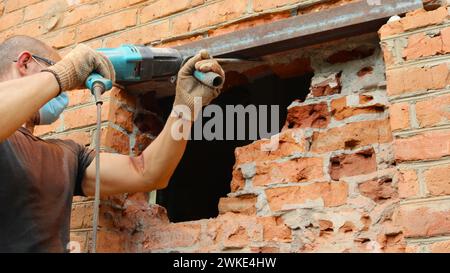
[0,72,59,141]
[82,116,191,196]
[82,50,225,196]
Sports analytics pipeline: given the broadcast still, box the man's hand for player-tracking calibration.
[43,44,115,92]
[173,50,225,120]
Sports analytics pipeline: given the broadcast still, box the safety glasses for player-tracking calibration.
[13,54,56,68]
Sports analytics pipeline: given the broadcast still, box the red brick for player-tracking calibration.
[142,223,201,250]
[310,72,342,97]
[60,3,101,28]
[394,202,450,238]
[0,9,23,32]
[257,217,291,242]
[285,103,330,129]
[394,130,450,162]
[5,0,41,12]
[398,169,419,199]
[254,157,323,186]
[389,102,410,131]
[386,64,450,96]
[107,87,137,109]
[59,130,92,147]
[70,202,93,229]
[33,118,63,136]
[329,149,377,180]
[326,46,375,64]
[252,0,299,12]
[104,20,170,47]
[63,102,110,130]
[67,89,93,107]
[403,32,443,61]
[381,42,395,66]
[231,168,245,192]
[430,240,450,253]
[311,119,392,153]
[402,7,448,32]
[208,12,291,38]
[69,231,88,253]
[77,9,137,42]
[424,164,450,196]
[218,195,257,215]
[140,0,204,23]
[379,7,449,39]
[415,93,450,127]
[235,129,307,164]
[331,96,385,121]
[100,126,130,154]
[100,0,145,14]
[108,101,134,133]
[45,28,76,49]
[95,229,130,253]
[265,182,348,211]
[12,20,47,37]
[24,0,61,22]
[171,0,246,35]
[133,133,153,155]
[358,177,398,203]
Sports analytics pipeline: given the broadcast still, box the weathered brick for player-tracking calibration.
[310,72,341,97]
[389,102,410,131]
[424,164,450,196]
[60,3,101,28]
[33,118,63,136]
[95,229,130,253]
[134,112,163,136]
[0,9,23,32]
[415,93,450,127]
[331,96,385,121]
[171,0,246,35]
[133,133,153,155]
[394,130,450,161]
[69,231,88,253]
[59,130,92,146]
[430,240,450,253]
[24,0,62,22]
[285,103,330,129]
[12,20,47,37]
[63,102,110,130]
[100,126,130,154]
[379,7,449,39]
[394,201,450,238]
[140,0,204,23]
[311,119,392,153]
[253,157,323,186]
[77,9,137,42]
[386,64,450,96]
[235,129,307,164]
[108,101,134,133]
[329,149,377,181]
[231,168,245,192]
[252,0,299,12]
[358,177,397,203]
[45,28,76,49]
[218,195,257,215]
[265,182,348,211]
[398,169,419,199]
[257,216,291,242]
[142,223,201,250]
[100,0,146,14]
[5,0,41,12]
[104,20,170,47]
[403,32,443,61]
[71,202,94,229]
[67,89,93,107]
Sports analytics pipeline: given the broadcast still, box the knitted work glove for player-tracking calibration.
[173,50,225,121]
[42,44,115,92]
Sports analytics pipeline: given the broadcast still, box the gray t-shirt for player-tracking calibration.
[0,127,95,252]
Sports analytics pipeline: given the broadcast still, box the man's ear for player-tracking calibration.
[15,51,32,76]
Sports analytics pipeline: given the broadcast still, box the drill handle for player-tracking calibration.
[85,73,113,95]
[193,70,224,89]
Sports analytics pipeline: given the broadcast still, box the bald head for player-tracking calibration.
[0,35,60,76]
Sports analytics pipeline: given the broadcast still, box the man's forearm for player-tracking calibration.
[139,116,191,188]
[0,72,59,141]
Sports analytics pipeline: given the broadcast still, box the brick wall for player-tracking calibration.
[379,6,450,253]
[2,0,450,253]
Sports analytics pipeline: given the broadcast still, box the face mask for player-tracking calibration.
[38,92,69,125]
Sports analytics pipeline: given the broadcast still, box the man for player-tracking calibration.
[0,35,225,252]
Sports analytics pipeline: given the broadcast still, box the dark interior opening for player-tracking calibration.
[156,71,314,222]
